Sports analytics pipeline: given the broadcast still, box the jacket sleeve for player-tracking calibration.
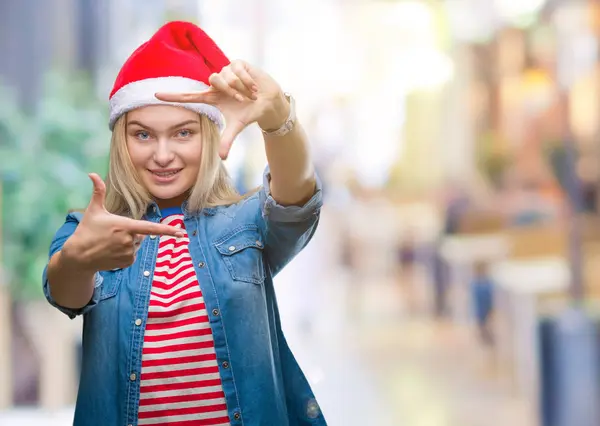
[42,212,103,319]
[259,166,323,276]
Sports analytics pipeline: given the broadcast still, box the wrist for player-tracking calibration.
[61,234,97,274]
[258,91,290,131]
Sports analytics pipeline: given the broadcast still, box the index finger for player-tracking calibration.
[155,90,213,104]
[230,63,258,95]
[115,216,184,237]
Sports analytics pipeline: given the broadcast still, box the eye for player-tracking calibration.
[135,131,151,141]
[177,129,192,138]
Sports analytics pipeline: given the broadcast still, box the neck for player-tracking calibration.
[155,194,188,210]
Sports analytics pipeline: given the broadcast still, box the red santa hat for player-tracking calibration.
[108,21,229,130]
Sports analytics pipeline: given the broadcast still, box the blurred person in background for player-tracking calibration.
[442,183,471,236]
[42,21,325,426]
[395,227,420,315]
[470,261,495,346]
[429,182,472,318]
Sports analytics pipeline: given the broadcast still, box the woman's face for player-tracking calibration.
[126,105,204,209]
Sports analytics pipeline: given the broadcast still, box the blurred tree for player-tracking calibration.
[477,129,512,190]
[0,71,110,299]
[544,139,569,192]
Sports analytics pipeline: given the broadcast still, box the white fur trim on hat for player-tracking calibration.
[108,76,224,130]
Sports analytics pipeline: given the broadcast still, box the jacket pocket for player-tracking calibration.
[214,225,265,285]
[97,269,123,300]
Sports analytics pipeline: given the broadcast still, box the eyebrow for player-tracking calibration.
[127,119,199,131]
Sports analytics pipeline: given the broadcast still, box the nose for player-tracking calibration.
[153,138,175,167]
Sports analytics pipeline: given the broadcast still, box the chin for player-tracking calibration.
[149,187,188,201]
[140,170,196,206]
[142,179,187,201]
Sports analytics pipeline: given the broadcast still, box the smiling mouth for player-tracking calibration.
[149,169,182,177]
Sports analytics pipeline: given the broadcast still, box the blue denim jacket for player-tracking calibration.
[42,170,326,426]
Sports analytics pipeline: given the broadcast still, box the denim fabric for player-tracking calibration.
[42,169,326,426]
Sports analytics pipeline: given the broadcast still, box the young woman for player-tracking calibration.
[43,21,325,426]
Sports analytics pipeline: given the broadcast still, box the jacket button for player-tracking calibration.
[192,230,197,236]
[135,319,142,326]
[228,246,236,252]
[212,309,220,316]
[222,361,229,369]
[233,412,241,420]
[129,373,136,381]
[255,240,263,247]
[149,235,156,239]
[143,271,150,277]
[198,262,205,268]
[306,399,320,418]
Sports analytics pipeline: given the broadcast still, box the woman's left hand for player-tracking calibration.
[155,60,290,159]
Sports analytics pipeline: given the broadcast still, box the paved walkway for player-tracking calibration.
[278,263,531,426]
[0,234,531,426]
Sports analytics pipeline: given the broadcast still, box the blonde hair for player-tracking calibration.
[104,112,245,219]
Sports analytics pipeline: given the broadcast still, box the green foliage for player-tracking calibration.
[0,71,110,299]
[476,130,512,190]
[542,139,569,192]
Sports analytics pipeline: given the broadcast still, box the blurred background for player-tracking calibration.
[2,0,600,425]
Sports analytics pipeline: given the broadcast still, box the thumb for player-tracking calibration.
[219,121,245,160]
[87,173,107,211]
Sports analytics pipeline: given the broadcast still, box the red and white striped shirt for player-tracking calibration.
[138,213,230,426]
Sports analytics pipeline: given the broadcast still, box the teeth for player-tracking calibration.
[153,171,178,177]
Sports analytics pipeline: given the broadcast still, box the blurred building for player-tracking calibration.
[0,0,104,108]
[0,0,199,108]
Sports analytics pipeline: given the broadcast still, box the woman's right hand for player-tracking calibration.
[62,173,184,272]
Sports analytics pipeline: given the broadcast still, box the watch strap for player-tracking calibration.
[260,92,296,137]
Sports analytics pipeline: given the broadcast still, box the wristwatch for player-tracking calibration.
[260,92,296,137]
